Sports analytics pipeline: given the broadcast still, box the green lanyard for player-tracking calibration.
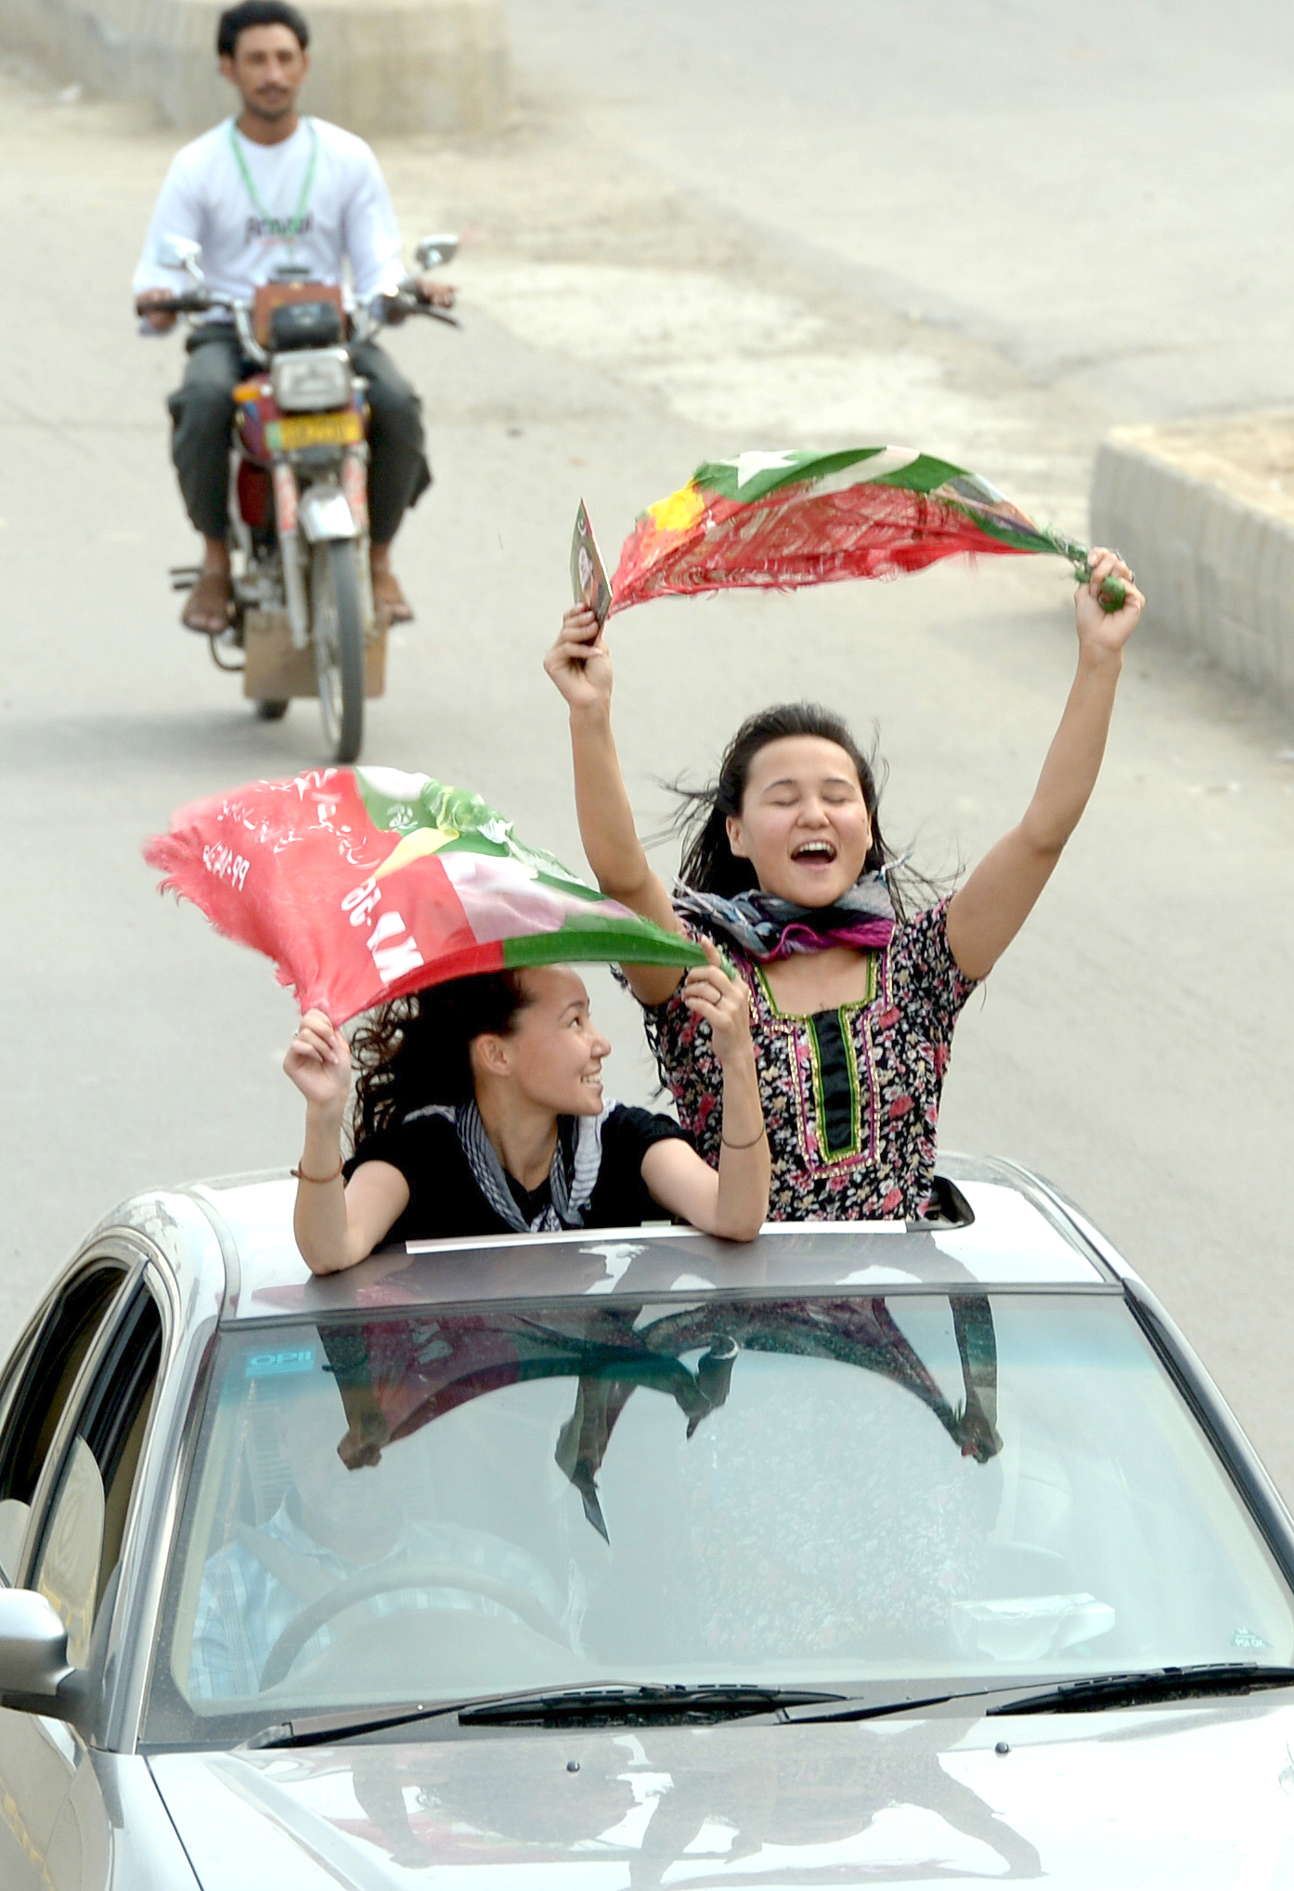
[229,116,319,250]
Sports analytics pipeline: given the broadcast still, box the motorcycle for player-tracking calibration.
[148,233,458,762]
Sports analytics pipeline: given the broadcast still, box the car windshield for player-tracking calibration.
[144,1290,1294,1743]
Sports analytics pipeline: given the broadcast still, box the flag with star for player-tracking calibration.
[610,446,1117,611]
[145,766,705,1024]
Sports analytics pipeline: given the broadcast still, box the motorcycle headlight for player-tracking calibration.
[271,349,352,414]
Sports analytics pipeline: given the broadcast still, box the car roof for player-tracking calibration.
[101,1153,1123,1325]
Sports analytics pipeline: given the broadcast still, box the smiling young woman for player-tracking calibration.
[544,549,1143,1222]
[283,958,769,1274]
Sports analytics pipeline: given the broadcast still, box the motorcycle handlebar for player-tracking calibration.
[137,292,213,315]
[373,290,461,329]
[135,289,460,335]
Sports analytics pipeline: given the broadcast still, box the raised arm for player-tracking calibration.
[945,548,1143,982]
[284,1011,408,1273]
[545,606,686,1006]
[639,945,769,1240]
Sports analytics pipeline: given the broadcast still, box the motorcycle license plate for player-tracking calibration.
[272,411,363,450]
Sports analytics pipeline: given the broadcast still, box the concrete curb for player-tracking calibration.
[0,0,510,136]
[1090,418,1294,708]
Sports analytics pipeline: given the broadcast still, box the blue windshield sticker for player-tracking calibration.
[245,1347,318,1379]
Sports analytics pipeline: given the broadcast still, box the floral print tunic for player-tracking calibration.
[644,899,977,1221]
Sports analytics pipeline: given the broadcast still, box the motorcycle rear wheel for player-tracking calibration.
[311,538,365,763]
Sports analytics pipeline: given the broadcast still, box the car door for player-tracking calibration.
[0,1260,129,1592]
[0,1264,164,1890]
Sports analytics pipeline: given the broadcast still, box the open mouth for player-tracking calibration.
[791,840,837,864]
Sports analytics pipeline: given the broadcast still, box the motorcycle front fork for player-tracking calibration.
[340,448,377,636]
[269,446,373,649]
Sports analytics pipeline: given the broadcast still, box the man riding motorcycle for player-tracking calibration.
[132,0,454,634]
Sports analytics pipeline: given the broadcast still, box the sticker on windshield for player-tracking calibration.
[1233,1627,1270,1649]
[244,1347,318,1379]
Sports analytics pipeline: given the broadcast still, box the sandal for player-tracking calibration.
[182,570,234,634]
[371,565,414,624]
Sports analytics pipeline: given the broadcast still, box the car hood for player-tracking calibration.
[149,1697,1294,1888]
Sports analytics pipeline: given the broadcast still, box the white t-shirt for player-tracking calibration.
[133,116,405,311]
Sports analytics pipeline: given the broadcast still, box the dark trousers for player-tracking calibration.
[167,327,432,544]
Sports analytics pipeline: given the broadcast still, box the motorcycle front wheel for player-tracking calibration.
[311,538,365,763]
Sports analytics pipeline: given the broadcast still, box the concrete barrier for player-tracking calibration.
[1090,416,1294,706]
[0,0,510,136]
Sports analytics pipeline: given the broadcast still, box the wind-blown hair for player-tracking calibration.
[217,0,309,56]
[349,971,530,1149]
[669,701,910,910]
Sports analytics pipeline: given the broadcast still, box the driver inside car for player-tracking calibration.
[187,1373,564,1702]
[132,0,454,636]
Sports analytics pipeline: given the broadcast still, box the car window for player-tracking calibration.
[145,1291,1294,1746]
[0,1262,128,1585]
[29,1287,163,1666]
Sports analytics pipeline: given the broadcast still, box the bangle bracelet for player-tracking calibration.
[292,1161,343,1184]
[720,1126,767,1151]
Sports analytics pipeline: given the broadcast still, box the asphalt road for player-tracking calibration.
[2,6,1293,1491]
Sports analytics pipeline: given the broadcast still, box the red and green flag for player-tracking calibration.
[610,446,1123,612]
[145,767,704,1024]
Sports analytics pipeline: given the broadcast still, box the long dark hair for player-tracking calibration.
[670,701,906,907]
[349,971,531,1148]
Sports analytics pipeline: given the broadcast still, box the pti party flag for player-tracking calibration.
[145,767,705,1024]
[610,447,1125,612]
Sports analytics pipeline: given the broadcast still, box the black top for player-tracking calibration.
[344,1104,692,1245]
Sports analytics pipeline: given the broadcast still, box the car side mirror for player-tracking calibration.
[158,233,205,281]
[415,233,458,270]
[0,1590,89,1723]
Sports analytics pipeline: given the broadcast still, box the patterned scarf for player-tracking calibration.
[673,875,895,962]
[405,1099,612,1234]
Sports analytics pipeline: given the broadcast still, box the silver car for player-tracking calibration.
[2,1155,1293,1887]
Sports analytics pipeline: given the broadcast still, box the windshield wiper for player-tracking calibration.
[245,1682,846,1749]
[245,1701,460,1749]
[247,1662,1294,1750]
[457,1683,845,1727]
[782,1661,1294,1726]
[985,1662,1294,1716]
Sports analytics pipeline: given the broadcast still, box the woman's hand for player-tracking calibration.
[544,605,613,714]
[285,1015,407,1277]
[284,1009,351,1117]
[547,600,684,1005]
[1075,547,1143,660]
[946,548,1145,983]
[642,939,768,1239]
[681,941,754,1067]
